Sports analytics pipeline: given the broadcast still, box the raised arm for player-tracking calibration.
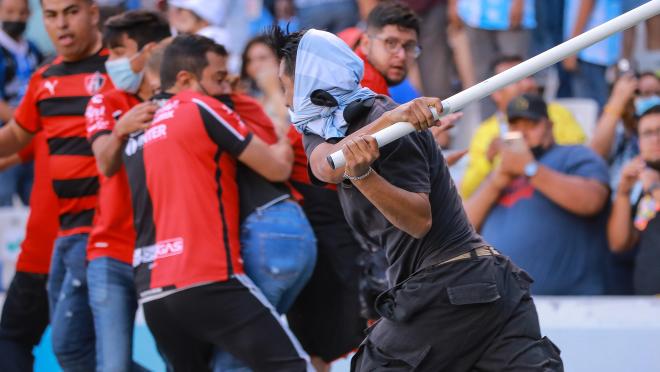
[607,157,644,252]
[309,97,447,184]
[590,75,637,158]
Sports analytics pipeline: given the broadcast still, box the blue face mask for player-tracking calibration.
[105,54,144,94]
[635,95,660,117]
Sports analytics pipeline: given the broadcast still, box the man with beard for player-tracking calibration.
[466,93,611,295]
[608,105,660,294]
[353,1,420,97]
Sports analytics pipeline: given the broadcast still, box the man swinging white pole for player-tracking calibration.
[328,0,660,169]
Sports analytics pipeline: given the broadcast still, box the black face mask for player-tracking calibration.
[214,94,235,110]
[2,21,26,39]
[531,145,549,160]
[646,159,660,172]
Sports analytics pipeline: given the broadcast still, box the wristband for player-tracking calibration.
[344,167,373,181]
[603,104,623,118]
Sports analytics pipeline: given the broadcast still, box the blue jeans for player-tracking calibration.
[571,60,608,109]
[0,162,33,206]
[48,234,96,371]
[213,200,317,372]
[87,257,147,372]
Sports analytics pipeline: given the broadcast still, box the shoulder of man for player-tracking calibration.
[364,95,398,123]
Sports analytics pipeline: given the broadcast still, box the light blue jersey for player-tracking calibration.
[564,0,623,66]
[457,0,536,30]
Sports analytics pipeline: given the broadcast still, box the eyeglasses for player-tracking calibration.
[640,128,660,140]
[368,35,421,59]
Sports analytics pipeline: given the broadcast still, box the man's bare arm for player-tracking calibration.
[530,165,609,217]
[310,97,451,184]
[0,120,34,157]
[353,171,432,239]
[0,154,21,172]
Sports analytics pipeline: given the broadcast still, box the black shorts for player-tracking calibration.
[351,254,564,371]
[287,182,365,362]
[142,276,309,372]
[0,271,50,372]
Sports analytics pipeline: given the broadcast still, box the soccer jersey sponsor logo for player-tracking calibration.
[125,132,145,156]
[156,238,184,259]
[144,124,167,145]
[133,237,184,266]
[85,102,108,133]
[153,99,179,123]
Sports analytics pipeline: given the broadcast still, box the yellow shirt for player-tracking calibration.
[459,103,587,198]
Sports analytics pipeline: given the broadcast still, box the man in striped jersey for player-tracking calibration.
[0,0,113,369]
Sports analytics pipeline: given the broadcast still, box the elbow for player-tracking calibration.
[607,223,634,253]
[589,144,608,160]
[411,218,432,239]
[311,160,342,184]
[97,159,118,178]
[264,160,293,182]
[608,233,632,253]
[575,189,609,217]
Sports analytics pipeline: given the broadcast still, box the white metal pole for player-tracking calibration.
[328,0,660,169]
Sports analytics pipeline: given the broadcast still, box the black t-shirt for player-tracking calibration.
[303,95,485,285]
[633,202,660,295]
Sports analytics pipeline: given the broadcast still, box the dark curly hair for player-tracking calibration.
[366,1,420,36]
[264,25,307,77]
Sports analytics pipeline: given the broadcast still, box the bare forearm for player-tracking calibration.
[310,114,394,183]
[0,101,14,122]
[464,175,503,231]
[92,133,126,177]
[572,0,595,37]
[530,165,608,216]
[352,171,432,239]
[589,111,620,158]
[0,121,32,157]
[267,140,294,181]
[607,192,638,252]
[0,154,21,171]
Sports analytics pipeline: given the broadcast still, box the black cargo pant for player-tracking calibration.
[143,277,309,372]
[351,254,563,371]
[0,272,50,372]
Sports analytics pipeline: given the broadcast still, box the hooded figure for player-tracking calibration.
[290,29,375,139]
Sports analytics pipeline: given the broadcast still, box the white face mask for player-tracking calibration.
[105,53,144,94]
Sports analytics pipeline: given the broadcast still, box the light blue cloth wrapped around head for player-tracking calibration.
[290,29,376,139]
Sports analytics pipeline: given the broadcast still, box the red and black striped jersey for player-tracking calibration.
[138,90,253,297]
[14,49,113,236]
[15,133,59,274]
[85,89,140,264]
